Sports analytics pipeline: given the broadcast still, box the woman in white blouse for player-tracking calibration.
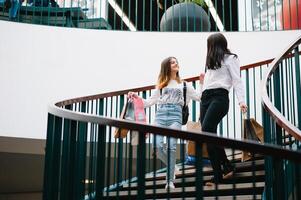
[200,33,248,186]
[128,56,202,190]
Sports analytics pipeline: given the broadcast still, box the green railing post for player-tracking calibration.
[137,132,146,199]
[60,117,71,200]
[294,47,301,130]
[75,102,87,200]
[43,113,55,200]
[69,119,77,199]
[262,108,273,200]
[96,125,107,199]
[195,141,204,200]
[297,162,301,199]
[52,116,63,200]
[246,69,250,119]
[192,81,196,122]
[272,65,285,199]
[60,105,72,200]
[117,96,124,196]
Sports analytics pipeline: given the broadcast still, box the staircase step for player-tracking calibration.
[154,195,262,200]
[122,170,265,190]
[145,159,264,181]
[105,182,264,199]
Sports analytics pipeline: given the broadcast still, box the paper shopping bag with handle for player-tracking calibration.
[241,117,264,162]
[186,121,209,158]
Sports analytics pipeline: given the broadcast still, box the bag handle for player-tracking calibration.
[241,112,248,139]
[121,97,130,119]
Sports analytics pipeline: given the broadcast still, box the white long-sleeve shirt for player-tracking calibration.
[143,80,202,108]
[202,55,245,104]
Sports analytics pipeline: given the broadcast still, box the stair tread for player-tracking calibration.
[123,171,265,188]
[154,195,262,200]
[145,159,264,181]
[106,182,265,198]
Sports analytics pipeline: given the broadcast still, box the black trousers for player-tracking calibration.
[200,88,230,181]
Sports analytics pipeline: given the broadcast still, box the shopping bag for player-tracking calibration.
[131,97,147,145]
[114,100,135,138]
[115,97,147,142]
[186,121,209,158]
[133,97,146,123]
[241,118,264,162]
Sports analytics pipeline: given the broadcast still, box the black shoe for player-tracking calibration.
[205,175,223,186]
[222,162,235,179]
[205,177,216,186]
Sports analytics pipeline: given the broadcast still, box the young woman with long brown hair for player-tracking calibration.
[128,56,202,190]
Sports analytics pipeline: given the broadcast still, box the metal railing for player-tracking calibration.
[43,51,301,199]
[262,35,301,200]
[1,0,301,31]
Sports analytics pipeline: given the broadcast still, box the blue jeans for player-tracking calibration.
[153,104,182,183]
[9,0,20,19]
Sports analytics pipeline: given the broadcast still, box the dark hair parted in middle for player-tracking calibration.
[206,33,237,70]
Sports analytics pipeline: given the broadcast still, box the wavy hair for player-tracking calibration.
[157,57,181,89]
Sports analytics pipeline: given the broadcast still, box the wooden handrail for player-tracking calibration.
[261,35,301,141]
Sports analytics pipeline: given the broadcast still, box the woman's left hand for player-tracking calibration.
[199,73,205,84]
[239,103,248,113]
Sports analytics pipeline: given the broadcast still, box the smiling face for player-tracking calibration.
[157,56,182,89]
[170,57,179,74]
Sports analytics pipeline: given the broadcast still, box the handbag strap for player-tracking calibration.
[183,81,187,106]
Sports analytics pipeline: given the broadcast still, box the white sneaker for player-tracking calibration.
[165,182,175,190]
[175,165,180,174]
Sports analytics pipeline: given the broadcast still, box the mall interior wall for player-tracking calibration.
[0,20,300,140]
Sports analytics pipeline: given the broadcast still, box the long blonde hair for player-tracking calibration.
[157,57,182,89]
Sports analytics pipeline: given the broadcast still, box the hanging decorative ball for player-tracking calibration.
[160,3,210,32]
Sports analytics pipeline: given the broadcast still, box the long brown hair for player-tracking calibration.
[157,56,181,89]
[206,33,237,70]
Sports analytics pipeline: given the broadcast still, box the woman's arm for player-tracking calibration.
[186,82,202,102]
[142,89,160,108]
[128,89,160,108]
[227,56,248,113]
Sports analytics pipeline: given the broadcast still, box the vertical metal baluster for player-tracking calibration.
[142,0,145,31]
[137,131,146,199]
[149,0,152,31]
[117,95,124,197]
[128,0,131,31]
[266,0,270,30]
[135,0,138,30]
[60,105,72,200]
[222,0,225,30]
[229,0,233,31]
[96,124,107,199]
[195,141,203,200]
[43,114,55,200]
[293,47,301,130]
[105,98,112,197]
[121,0,124,30]
[274,0,278,30]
